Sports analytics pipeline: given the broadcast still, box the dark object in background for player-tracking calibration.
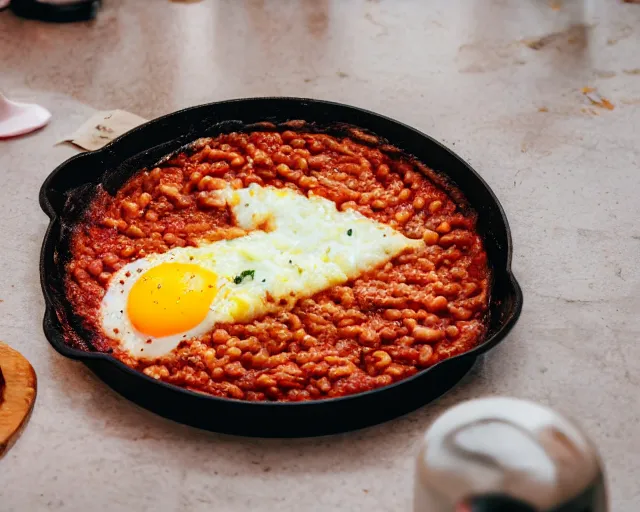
[461,494,538,512]
[11,0,100,22]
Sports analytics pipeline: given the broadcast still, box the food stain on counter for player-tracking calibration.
[606,24,634,46]
[523,23,589,51]
[594,70,617,79]
[364,11,389,37]
[456,40,527,74]
[305,0,329,38]
[457,22,594,74]
[548,0,562,11]
[581,87,614,110]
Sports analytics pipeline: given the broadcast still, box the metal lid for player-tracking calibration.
[415,397,607,511]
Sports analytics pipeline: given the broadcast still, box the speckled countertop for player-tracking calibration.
[1,1,639,511]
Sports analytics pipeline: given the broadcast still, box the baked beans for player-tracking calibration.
[65,129,490,401]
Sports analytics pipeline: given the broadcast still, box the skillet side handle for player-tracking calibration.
[503,271,523,328]
[471,269,523,357]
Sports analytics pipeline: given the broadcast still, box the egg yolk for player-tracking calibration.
[127,263,218,338]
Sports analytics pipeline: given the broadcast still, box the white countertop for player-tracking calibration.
[0,1,639,510]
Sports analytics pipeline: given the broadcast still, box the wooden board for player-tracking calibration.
[0,342,37,458]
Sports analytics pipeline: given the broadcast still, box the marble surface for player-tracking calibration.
[1,1,639,510]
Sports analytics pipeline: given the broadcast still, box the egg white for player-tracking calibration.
[101,183,424,359]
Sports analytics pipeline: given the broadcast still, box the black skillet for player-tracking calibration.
[39,97,522,437]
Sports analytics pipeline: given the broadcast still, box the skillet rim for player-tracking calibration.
[38,96,523,414]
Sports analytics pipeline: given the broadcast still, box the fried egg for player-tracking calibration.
[101,183,424,359]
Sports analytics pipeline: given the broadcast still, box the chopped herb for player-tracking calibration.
[234,269,255,284]
[189,256,194,261]
[347,229,353,236]
[262,279,266,283]
[289,259,292,264]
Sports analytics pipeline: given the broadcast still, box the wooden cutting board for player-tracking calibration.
[0,342,37,458]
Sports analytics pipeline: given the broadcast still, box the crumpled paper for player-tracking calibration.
[59,110,148,151]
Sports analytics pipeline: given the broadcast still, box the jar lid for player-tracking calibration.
[416,397,607,511]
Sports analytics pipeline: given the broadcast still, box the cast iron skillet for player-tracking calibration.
[39,97,522,437]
